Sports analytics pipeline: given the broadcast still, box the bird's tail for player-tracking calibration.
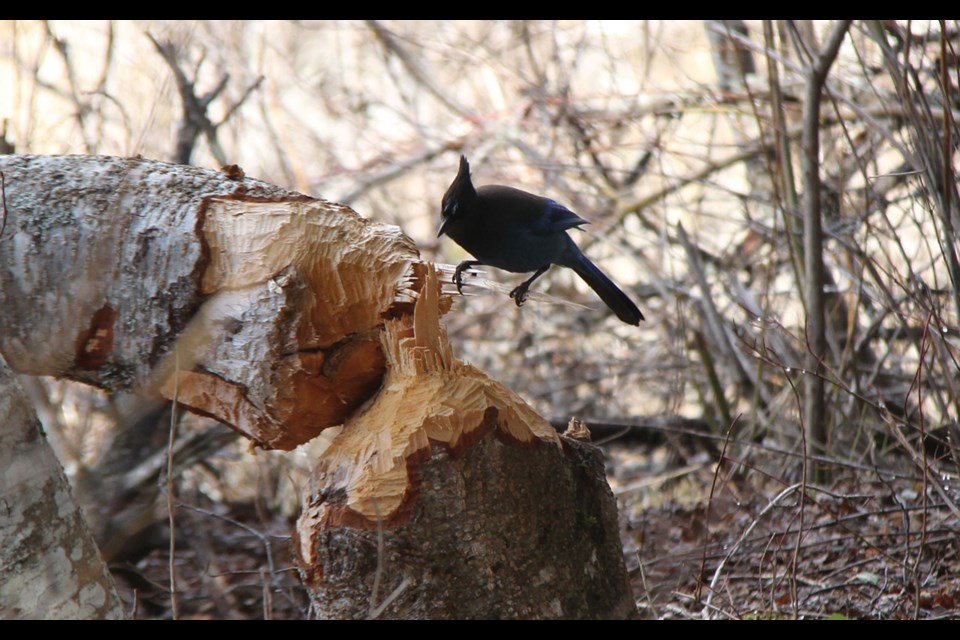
[567,249,644,325]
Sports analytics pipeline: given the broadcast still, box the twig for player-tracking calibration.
[340,141,460,204]
[678,222,761,403]
[166,349,180,619]
[44,21,93,153]
[884,410,960,523]
[702,482,804,618]
[365,20,475,120]
[696,414,740,608]
[635,555,660,619]
[146,31,235,165]
[176,501,283,616]
[369,577,413,620]
[0,171,7,239]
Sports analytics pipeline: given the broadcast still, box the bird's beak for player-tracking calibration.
[437,215,451,238]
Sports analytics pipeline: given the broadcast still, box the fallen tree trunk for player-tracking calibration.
[0,154,635,619]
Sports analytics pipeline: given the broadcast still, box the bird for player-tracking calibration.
[438,155,644,325]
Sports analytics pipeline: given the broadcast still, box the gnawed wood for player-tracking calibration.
[298,265,559,526]
[0,155,421,449]
[154,196,421,448]
[294,266,635,619]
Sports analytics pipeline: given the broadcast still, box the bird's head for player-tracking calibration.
[438,155,476,237]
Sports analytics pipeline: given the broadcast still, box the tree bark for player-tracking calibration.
[0,154,634,619]
[0,154,419,450]
[801,21,851,478]
[0,355,124,619]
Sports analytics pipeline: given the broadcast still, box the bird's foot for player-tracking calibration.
[452,262,470,295]
[509,284,529,307]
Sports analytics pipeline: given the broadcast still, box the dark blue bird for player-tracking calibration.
[438,155,644,325]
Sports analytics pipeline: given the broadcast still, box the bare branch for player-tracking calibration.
[800,20,851,471]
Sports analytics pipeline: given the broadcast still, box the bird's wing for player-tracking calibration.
[538,199,589,234]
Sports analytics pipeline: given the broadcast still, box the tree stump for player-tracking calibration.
[0,154,636,619]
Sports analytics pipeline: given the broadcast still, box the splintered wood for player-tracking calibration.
[160,197,422,449]
[300,265,559,527]
[0,155,420,449]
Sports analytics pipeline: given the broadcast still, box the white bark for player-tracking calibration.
[0,356,124,619]
[0,155,421,449]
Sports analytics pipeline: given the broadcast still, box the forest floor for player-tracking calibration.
[605,438,960,620]
[109,433,960,620]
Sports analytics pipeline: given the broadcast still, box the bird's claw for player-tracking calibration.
[452,265,467,295]
[509,285,529,307]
